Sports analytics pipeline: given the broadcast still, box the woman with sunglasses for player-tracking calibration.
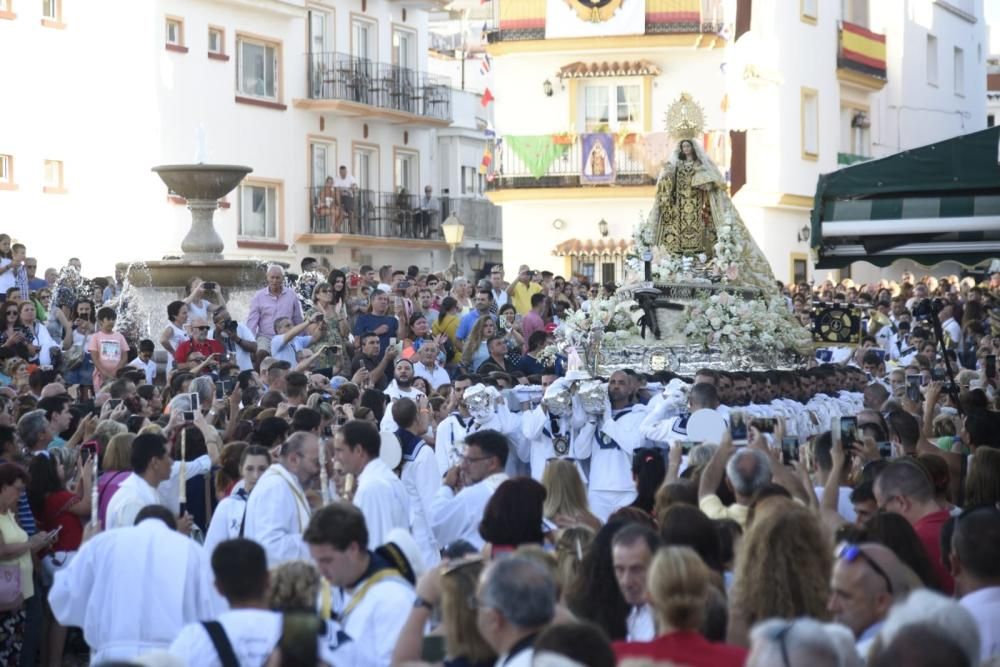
[0,302,32,361]
[306,282,350,376]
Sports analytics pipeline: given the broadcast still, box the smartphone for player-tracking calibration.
[680,440,700,453]
[781,436,800,465]
[183,411,195,422]
[815,349,833,363]
[839,416,859,446]
[108,399,122,410]
[313,312,325,323]
[932,368,946,381]
[201,281,217,291]
[215,381,225,399]
[188,392,200,411]
[287,406,298,418]
[878,441,893,458]
[388,337,397,349]
[729,409,748,443]
[421,635,446,663]
[987,354,997,380]
[399,280,411,290]
[349,273,361,288]
[906,374,922,402]
[328,345,341,356]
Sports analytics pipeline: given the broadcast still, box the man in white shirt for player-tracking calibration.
[50,505,216,662]
[392,398,441,566]
[413,342,451,391]
[334,165,359,229]
[334,419,409,549]
[476,556,556,667]
[952,506,1000,663]
[431,429,509,550]
[939,304,963,349]
[435,375,473,474]
[612,524,660,642]
[811,431,857,523]
[305,503,417,667]
[211,305,258,372]
[381,359,427,432]
[576,371,649,522]
[106,432,177,530]
[169,538,357,667]
[243,432,320,566]
[126,339,158,385]
[520,377,586,480]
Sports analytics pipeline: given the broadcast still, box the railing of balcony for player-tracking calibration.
[307,52,453,122]
[442,197,502,242]
[308,188,445,240]
[486,135,656,190]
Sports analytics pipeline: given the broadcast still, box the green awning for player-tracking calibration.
[811,126,1000,269]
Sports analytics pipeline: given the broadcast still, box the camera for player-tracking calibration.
[226,319,239,332]
[202,281,217,291]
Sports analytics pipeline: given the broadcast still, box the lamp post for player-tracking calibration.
[598,218,609,237]
[468,243,484,277]
[441,213,465,278]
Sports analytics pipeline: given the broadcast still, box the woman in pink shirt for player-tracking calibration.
[96,433,135,529]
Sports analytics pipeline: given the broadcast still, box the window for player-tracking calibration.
[208,26,225,55]
[393,28,416,70]
[840,107,870,157]
[927,34,938,86]
[351,17,375,62]
[353,146,376,192]
[954,47,965,95]
[311,141,333,189]
[165,17,184,47]
[0,155,10,184]
[574,260,595,282]
[42,0,59,20]
[394,150,417,193]
[601,263,616,285]
[43,159,64,191]
[801,0,817,23]
[461,166,477,195]
[841,0,868,27]
[583,82,641,132]
[239,183,278,239]
[237,36,279,101]
[792,256,808,284]
[989,114,995,128]
[801,88,819,159]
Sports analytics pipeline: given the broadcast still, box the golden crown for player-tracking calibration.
[665,92,706,140]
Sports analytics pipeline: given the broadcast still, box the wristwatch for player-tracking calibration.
[413,596,433,610]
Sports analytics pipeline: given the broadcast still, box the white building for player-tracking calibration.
[483,0,988,287]
[0,0,499,278]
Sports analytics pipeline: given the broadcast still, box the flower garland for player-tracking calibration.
[555,298,645,350]
[682,290,813,355]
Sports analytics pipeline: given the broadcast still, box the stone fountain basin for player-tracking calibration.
[152,164,253,201]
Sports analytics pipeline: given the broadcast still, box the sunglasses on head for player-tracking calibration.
[838,543,893,594]
[194,326,210,331]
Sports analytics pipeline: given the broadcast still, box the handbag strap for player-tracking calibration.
[202,621,240,667]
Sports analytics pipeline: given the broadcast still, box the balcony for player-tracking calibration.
[486,0,725,44]
[297,52,453,126]
[837,152,871,166]
[837,21,887,91]
[486,134,656,191]
[298,189,500,248]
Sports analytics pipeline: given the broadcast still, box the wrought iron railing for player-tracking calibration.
[485,135,656,190]
[306,52,453,122]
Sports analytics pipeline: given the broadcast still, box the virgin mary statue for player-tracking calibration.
[647,93,776,293]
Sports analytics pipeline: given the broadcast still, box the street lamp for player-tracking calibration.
[468,243,484,274]
[598,218,609,237]
[441,213,465,277]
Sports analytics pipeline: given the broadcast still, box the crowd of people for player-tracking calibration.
[0,240,998,667]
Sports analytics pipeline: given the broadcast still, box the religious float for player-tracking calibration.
[550,93,812,375]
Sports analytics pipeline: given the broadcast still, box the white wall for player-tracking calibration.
[0,0,450,279]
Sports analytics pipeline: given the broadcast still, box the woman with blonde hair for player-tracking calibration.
[965,445,1000,507]
[461,315,496,373]
[269,560,324,615]
[391,557,497,667]
[97,433,135,529]
[554,525,595,601]
[542,459,601,530]
[727,505,833,647]
[614,546,747,666]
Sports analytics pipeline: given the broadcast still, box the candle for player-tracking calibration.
[319,438,331,506]
[90,450,99,528]
[179,428,187,506]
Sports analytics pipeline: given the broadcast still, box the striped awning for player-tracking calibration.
[553,238,633,257]
[812,126,1000,269]
[557,60,662,80]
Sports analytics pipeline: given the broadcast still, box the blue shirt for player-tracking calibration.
[28,278,48,291]
[456,310,496,342]
[353,313,398,357]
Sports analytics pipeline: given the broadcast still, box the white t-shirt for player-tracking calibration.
[169,609,359,667]
[128,357,157,385]
[333,174,358,192]
[0,258,14,294]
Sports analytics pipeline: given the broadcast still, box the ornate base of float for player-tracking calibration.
[583,281,804,375]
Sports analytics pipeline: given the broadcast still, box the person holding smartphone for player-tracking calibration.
[173,317,225,376]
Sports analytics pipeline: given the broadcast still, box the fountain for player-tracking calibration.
[145,164,266,287]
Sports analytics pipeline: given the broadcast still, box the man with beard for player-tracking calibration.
[381,358,425,432]
[577,370,649,521]
[243,432,320,566]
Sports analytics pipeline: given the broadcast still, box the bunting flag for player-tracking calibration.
[479,146,492,174]
[480,53,493,76]
[481,88,495,107]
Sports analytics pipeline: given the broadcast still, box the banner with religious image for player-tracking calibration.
[581,133,615,184]
[545,0,645,38]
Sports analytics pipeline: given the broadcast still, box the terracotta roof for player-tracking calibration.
[553,238,633,257]
[557,60,662,80]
